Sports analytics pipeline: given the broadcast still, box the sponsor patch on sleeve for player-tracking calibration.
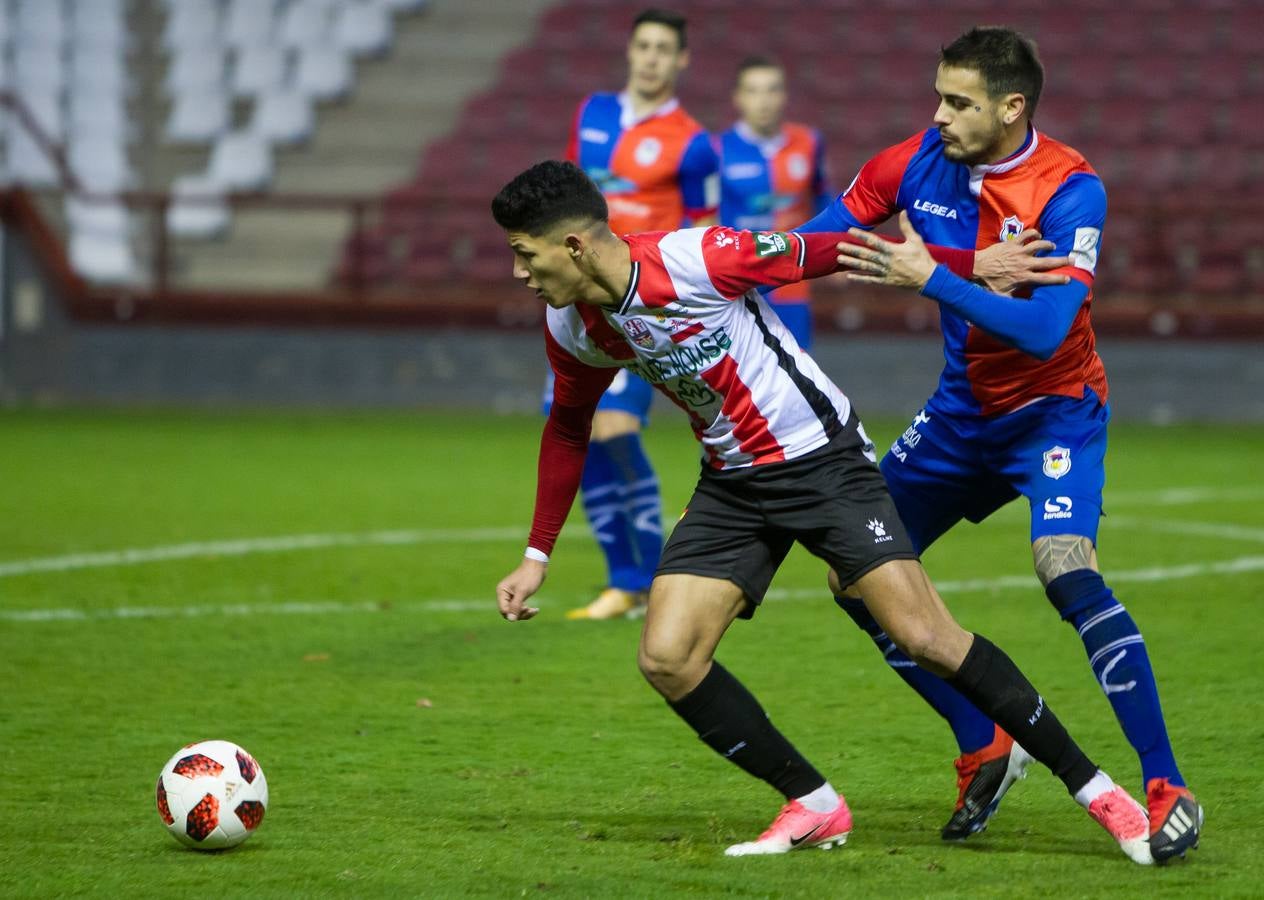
[1069,227,1101,273]
[754,232,791,258]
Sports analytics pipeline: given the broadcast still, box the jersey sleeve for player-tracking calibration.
[679,130,720,224]
[527,329,618,556]
[700,226,974,299]
[1037,171,1107,288]
[798,132,923,235]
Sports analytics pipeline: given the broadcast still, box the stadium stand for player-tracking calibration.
[0,0,1259,323]
[329,0,1262,312]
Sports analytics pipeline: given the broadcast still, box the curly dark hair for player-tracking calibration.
[941,26,1043,119]
[491,160,609,235]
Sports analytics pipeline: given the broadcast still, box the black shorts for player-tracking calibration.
[656,424,918,616]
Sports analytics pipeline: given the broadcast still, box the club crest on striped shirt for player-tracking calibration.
[622,317,655,349]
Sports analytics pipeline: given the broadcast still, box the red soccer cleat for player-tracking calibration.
[941,725,1034,841]
[1146,777,1203,863]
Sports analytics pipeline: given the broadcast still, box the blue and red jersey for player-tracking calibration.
[566,92,719,235]
[717,121,831,305]
[804,127,1107,417]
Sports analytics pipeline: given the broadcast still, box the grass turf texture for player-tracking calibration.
[1,409,1260,898]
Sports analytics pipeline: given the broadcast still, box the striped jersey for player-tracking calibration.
[546,226,852,470]
[828,127,1107,416]
[566,92,719,234]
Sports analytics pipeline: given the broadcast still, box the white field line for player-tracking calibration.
[1108,517,1264,544]
[0,527,529,578]
[4,555,1263,624]
[2,485,1261,581]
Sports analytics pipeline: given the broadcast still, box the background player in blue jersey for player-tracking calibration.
[554,8,719,620]
[802,26,1202,862]
[717,56,831,348]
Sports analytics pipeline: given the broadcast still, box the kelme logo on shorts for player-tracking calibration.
[754,232,790,257]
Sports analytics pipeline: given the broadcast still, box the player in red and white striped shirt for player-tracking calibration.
[490,161,1152,861]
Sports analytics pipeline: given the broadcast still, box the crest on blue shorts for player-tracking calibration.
[1042,445,1072,479]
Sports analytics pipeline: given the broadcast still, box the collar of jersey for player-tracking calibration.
[618,92,680,129]
[969,126,1038,178]
[734,120,788,157]
[616,252,641,315]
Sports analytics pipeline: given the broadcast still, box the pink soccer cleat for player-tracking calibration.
[1087,784,1153,865]
[724,797,853,856]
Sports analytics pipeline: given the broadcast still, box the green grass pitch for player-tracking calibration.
[2,409,1261,898]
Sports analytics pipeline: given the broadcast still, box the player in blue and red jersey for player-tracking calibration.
[553,7,719,621]
[802,27,1201,862]
[717,56,831,348]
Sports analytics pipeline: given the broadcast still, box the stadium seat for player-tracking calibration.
[233,45,290,97]
[164,45,228,95]
[68,90,132,143]
[14,0,68,49]
[223,0,282,49]
[68,136,133,191]
[69,229,139,283]
[14,45,65,96]
[278,0,334,49]
[4,126,60,187]
[250,90,315,145]
[333,2,394,57]
[292,44,353,100]
[162,1,222,50]
[69,45,131,95]
[206,131,274,189]
[165,88,231,143]
[167,174,231,237]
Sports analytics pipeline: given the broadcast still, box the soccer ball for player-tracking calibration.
[156,740,269,850]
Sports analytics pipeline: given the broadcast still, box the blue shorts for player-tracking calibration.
[879,388,1110,551]
[541,368,654,426]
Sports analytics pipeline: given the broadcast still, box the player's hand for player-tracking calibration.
[973,228,1071,295]
[496,558,546,622]
[838,211,938,290]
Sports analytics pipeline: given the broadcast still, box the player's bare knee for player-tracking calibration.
[1032,534,1096,586]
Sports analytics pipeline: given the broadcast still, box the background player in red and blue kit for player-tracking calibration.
[801,27,1201,861]
[553,8,720,620]
[717,56,831,348]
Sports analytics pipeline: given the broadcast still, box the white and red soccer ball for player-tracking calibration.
[156,740,268,850]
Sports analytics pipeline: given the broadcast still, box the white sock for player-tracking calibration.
[797,782,840,813]
[1073,770,1116,808]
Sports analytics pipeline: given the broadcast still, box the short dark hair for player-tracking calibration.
[940,26,1044,119]
[632,8,687,50]
[735,54,782,81]
[491,160,609,235]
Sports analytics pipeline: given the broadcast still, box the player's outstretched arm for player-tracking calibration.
[840,212,1089,360]
[497,558,546,622]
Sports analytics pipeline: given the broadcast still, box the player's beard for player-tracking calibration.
[941,119,1006,167]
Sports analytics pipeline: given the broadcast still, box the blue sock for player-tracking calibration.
[602,433,662,591]
[836,596,996,754]
[1046,569,1184,788]
[580,440,641,591]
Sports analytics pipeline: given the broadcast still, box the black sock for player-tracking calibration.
[668,661,825,799]
[947,634,1098,794]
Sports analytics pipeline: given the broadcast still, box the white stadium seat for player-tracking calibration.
[165,88,230,143]
[5,127,60,186]
[11,89,65,141]
[14,45,66,95]
[206,130,274,189]
[15,0,68,49]
[162,1,222,50]
[68,135,133,191]
[68,90,132,142]
[70,229,139,283]
[277,0,334,49]
[66,197,131,234]
[167,173,230,237]
[223,0,282,49]
[333,2,394,57]
[233,45,289,97]
[251,90,314,145]
[293,44,352,100]
[164,44,227,94]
